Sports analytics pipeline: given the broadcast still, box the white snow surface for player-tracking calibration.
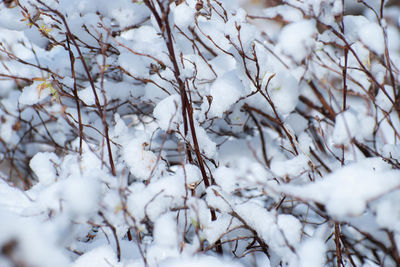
[153,94,182,131]
[359,22,385,55]
[0,5,27,31]
[266,71,300,115]
[278,20,316,63]
[123,136,161,180]
[172,3,195,28]
[209,71,245,118]
[19,81,52,106]
[279,158,400,218]
[159,255,245,267]
[29,152,59,185]
[72,245,119,267]
[297,238,326,267]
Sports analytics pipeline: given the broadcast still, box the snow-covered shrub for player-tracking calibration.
[0,0,399,266]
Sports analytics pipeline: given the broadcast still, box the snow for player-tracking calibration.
[359,22,385,55]
[263,6,303,23]
[123,136,161,180]
[0,208,70,267]
[297,238,326,267]
[271,154,309,178]
[266,71,300,115]
[280,158,400,218]
[110,3,150,29]
[173,3,195,28]
[206,186,234,213]
[214,166,238,193]
[192,122,217,158]
[0,5,26,31]
[277,214,302,246]
[387,25,400,52]
[72,245,119,267]
[0,180,31,213]
[24,26,50,48]
[153,94,182,131]
[343,15,385,55]
[343,16,369,42]
[78,86,101,106]
[62,176,101,218]
[143,72,175,101]
[278,20,316,63]
[376,85,395,111]
[153,212,179,248]
[332,109,359,145]
[298,132,313,153]
[118,52,149,79]
[0,113,18,145]
[374,192,400,232]
[209,54,237,77]
[285,113,308,135]
[234,202,298,259]
[159,255,245,267]
[18,81,52,106]
[209,71,245,118]
[180,164,201,185]
[29,152,59,185]
[127,174,186,221]
[203,214,239,245]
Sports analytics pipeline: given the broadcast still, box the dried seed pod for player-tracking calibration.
[3,0,16,8]
[195,0,203,11]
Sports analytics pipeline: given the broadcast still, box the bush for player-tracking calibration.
[0,0,399,266]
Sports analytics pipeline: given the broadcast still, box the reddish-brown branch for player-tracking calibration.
[37,0,117,176]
